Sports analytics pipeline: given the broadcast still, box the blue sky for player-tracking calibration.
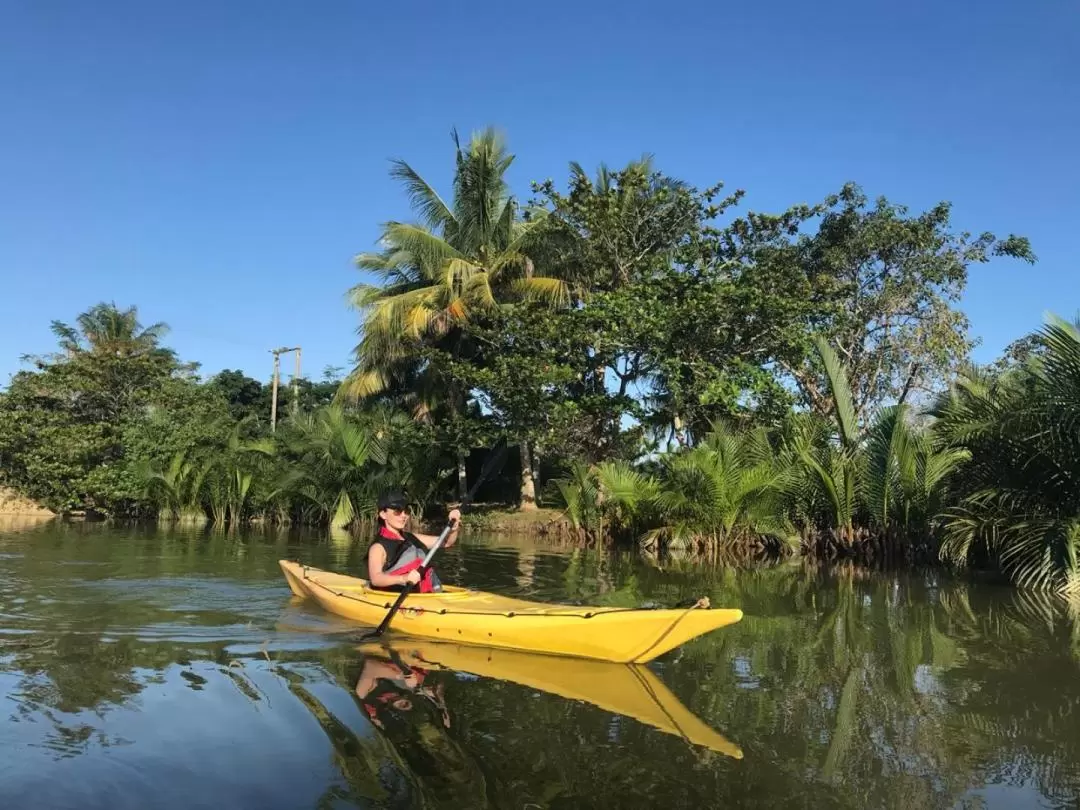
[1,0,1076,387]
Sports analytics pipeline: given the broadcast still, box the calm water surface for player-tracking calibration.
[1,519,1078,809]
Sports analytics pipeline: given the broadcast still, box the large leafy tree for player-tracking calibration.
[343,127,564,506]
[529,159,755,450]
[718,183,1036,424]
[208,369,269,426]
[0,303,232,515]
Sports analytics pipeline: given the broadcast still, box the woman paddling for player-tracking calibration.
[367,490,461,593]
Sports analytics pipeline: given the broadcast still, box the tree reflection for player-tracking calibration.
[3,526,1080,807]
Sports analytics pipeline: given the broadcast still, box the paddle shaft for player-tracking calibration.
[363,438,507,640]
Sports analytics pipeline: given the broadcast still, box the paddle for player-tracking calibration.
[359,437,509,642]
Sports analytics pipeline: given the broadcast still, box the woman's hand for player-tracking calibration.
[402,569,422,586]
[448,508,462,525]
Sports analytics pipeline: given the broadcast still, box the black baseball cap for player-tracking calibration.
[377,490,409,511]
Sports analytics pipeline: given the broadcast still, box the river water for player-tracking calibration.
[1,519,1078,809]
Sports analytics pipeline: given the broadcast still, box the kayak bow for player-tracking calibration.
[280,560,743,663]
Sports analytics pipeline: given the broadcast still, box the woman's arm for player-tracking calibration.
[414,508,462,549]
[367,544,421,589]
[355,658,406,700]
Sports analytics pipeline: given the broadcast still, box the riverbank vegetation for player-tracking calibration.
[1,127,1075,596]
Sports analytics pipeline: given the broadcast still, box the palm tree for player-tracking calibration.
[196,422,275,526]
[863,404,969,544]
[49,302,171,359]
[931,315,1080,596]
[782,336,968,558]
[21,302,179,424]
[646,422,796,552]
[138,450,206,523]
[781,337,862,546]
[548,459,659,542]
[343,127,565,507]
[277,407,389,529]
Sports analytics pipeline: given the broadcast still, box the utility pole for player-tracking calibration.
[292,346,302,418]
[270,346,301,432]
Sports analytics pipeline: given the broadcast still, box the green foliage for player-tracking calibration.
[3,132,1068,604]
[0,304,228,515]
[0,303,446,526]
[274,406,444,528]
[863,405,970,539]
[276,407,387,528]
[717,183,1036,423]
[138,451,204,522]
[933,316,1080,595]
[207,369,270,426]
[644,423,796,551]
[778,412,860,539]
[344,127,564,405]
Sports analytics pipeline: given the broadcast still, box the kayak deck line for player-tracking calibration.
[295,561,702,621]
[280,559,744,663]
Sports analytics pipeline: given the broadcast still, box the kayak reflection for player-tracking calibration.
[355,638,743,760]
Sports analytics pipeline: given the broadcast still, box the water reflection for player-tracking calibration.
[1,523,1080,809]
[354,639,742,759]
[349,651,486,807]
[354,649,452,731]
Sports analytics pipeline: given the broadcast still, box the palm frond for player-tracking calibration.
[388,158,457,232]
[509,276,571,308]
[813,335,859,446]
[379,222,466,275]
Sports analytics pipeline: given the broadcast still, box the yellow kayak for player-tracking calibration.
[279,560,743,663]
[357,637,743,759]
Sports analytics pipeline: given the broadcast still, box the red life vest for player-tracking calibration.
[370,526,442,593]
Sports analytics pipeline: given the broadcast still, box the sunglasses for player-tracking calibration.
[383,506,407,515]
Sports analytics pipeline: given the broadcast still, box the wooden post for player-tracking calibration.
[270,350,281,432]
[270,346,301,431]
[292,347,301,417]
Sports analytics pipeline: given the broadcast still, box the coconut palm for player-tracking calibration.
[343,127,566,505]
[931,315,1080,595]
[50,302,171,359]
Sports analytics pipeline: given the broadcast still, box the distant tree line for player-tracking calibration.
[1,127,1075,597]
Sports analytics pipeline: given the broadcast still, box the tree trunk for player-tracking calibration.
[518,440,537,511]
[673,413,687,447]
[530,443,542,507]
[457,453,468,500]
